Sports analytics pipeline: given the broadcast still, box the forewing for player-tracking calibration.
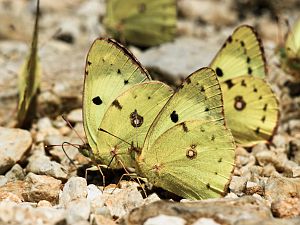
[210,25,266,81]
[83,38,150,151]
[144,67,224,150]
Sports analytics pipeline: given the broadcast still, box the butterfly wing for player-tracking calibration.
[222,76,279,146]
[138,120,235,200]
[210,25,267,81]
[97,81,173,167]
[283,18,300,75]
[83,38,150,154]
[104,0,176,47]
[285,18,300,59]
[137,68,235,199]
[17,0,41,128]
[144,67,225,149]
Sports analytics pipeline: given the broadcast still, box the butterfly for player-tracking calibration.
[17,0,41,128]
[83,39,235,199]
[209,25,279,147]
[278,18,300,79]
[103,0,176,47]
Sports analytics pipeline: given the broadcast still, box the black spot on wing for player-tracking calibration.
[92,96,102,105]
[224,79,234,89]
[261,115,266,123]
[124,80,129,85]
[259,96,262,100]
[216,67,223,77]
[247,57,251,63]
[170,111,179,123]
[241,80,247,87]
[87,61,92,65]
[211,135,215,141]
[248,67,252,75]
[112,100,122,110]
[263,104,268,111]
[205,107,209,112]
[200,85,205,92]
[180,122,189,132]
[117,69,121,74]
[253,86,257,92]
[240,41,245,47]
[255,127,260,134]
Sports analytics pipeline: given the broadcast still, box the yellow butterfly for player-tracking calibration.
[278,18,300,79]
[83,38,235,199]
[17,0,41,128]
[103,0,176,47]
[210,25,279,147]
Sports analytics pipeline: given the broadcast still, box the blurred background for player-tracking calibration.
[0,0,299,128]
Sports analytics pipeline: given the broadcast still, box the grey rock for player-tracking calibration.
[102,185,144,219]
[23,172,62,204]
[252,143,269,155]
[265,177,300,202]
[229,176,247,195]
[87,184,108,216]
[26,152,68,180]
[138,37,220,81]
[271,198,300,218]
[36,117,60,142]
[37,200,52,207]
[192,218,221,225]
[0,176,7,187]
[67,108,82,123]
[144,193,161,205]
[144,215,186,225]
[0,200,65,225]
[0,127,32,174]
[92,214,117,225]
[66,199,91,225]
[120,196,272,225]
[5,164,25,181]
[178,0,237,25]
[272,134,288,149]
[60,177,87,207]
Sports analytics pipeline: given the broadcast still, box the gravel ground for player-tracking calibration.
[0,0,299,224]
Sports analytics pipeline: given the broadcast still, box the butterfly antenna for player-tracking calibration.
[62,142,77,167]
[62,114,86,144]
[98,128,131,146]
